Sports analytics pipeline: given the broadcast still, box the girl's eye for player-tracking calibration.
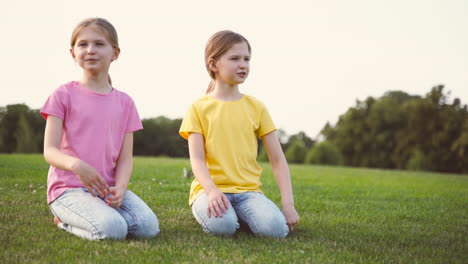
[78,43,87,47]
[96,42,104,46]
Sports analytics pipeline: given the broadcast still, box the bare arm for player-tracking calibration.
[105,132,133,208]
[43,115,109,197]
[262,131,300,231]
[188,132,229,217]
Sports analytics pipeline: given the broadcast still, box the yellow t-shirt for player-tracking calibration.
[179,95,276,205]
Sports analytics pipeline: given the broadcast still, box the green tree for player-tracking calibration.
[396,86,467,173]
[322,85,468,173]
[0,104,32,153]
[287,131,315,149]
[29,109,46,152]
[305,141,343,166]
[134,116,187,157]
[406,149,430,171]
[322,96,375,167]
[15,112,38,153]
[284,139,307,164]
[0,106,5,152]
[451,119,468,173]
[0,104,46,153]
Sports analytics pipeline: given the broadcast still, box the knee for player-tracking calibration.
[253,217,289,238]
[133,212,160,239]
[192,195,238,236]
[95,216,128,240]
[205,218,238,236]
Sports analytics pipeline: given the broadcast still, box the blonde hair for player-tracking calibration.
[70,17,119,85]
[205,30,251,94]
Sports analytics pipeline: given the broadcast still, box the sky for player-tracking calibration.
[1,0,467,139]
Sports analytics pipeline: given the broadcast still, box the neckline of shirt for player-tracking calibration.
[207,94,245,103]
[74,81,115,96]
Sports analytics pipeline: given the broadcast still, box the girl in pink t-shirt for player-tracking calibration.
[41,17,159,240]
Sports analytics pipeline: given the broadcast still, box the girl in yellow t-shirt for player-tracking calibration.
[179,30,299,237]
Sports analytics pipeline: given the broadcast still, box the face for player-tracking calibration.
[211,41,250,86]
[70,25,119,74]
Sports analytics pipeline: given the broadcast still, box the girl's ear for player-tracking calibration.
[111,47,121,62]
[208,59,217,72]
[70,48,76,60]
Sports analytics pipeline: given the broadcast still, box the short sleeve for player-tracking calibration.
[125,97,143,133]
[40,87,67,121]
[257,103,276,137]
[179,104,203,140]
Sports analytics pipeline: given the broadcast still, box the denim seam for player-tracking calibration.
[120,203,139,234]
[235,203,259,234]
[54,198,102,239]
[192,205,212,233]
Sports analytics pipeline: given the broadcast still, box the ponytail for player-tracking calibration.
[206,80,215,94]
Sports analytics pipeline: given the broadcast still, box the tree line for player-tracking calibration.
[268,85,467,174]
[321,85,468,174]
[1,85,467,174]
[0,106,189,158]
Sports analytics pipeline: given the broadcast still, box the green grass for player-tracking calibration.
[1,154,467,263]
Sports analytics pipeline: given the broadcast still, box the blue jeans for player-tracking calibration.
[49,188,159,240]
[191,192,289,238]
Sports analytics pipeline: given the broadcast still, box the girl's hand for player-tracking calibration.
[206,189,230,218]
[105,186,126,208]
[282,205,300,232]
[72,160,109,197]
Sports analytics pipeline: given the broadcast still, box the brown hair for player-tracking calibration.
[205,30,251,94]
[70,17,119,85]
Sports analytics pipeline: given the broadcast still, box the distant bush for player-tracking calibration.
[406,150,431,171]
[305,141,343,166]
[285,140,307,164]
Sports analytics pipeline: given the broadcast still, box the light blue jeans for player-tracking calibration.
[191,192,289,238]
[49,188,159,240]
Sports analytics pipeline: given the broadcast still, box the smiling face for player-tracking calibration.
[70,25,120,75]
[211,41,251,86]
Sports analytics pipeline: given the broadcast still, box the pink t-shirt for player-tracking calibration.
[41,81,143,204]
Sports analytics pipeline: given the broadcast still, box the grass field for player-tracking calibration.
[1,154,467,263]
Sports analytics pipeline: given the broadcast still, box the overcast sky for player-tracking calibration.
[1,0,467,138]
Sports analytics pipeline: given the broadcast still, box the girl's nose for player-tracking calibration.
[87,44,96,53]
